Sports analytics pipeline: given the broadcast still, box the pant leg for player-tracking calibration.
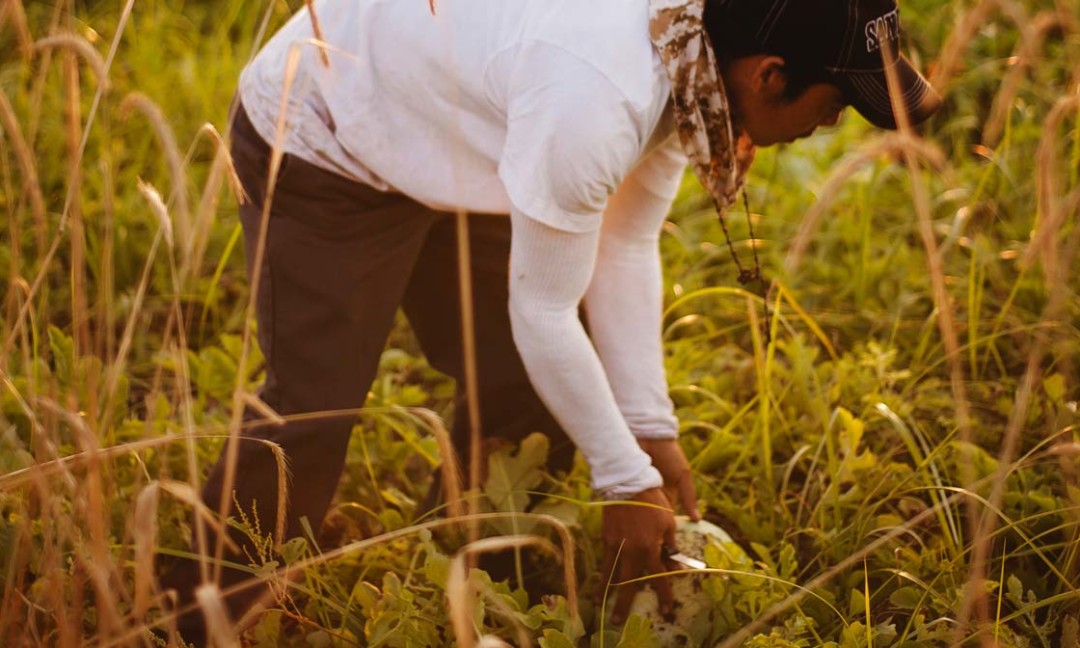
[401,213,575,474]
[161,102,440,639]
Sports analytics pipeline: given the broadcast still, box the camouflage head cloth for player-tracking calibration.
[649,0,745,213]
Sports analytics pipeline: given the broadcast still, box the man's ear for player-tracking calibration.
[752,55,788,102]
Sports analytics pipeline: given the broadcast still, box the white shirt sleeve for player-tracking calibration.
[498,41,669,498]
[585,135,686,440]
[508,210,663,500]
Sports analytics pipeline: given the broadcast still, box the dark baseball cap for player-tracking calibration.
[707,0,942,129]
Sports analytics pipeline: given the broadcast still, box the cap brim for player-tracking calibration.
[835,56,942,129]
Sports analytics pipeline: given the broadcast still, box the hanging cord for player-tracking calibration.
[713,190,772,346]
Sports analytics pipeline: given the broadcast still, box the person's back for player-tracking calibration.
[239,0,672,220]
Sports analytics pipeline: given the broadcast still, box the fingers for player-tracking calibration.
[656,486,673,516]
[647,551,674,617]
[603,489,681,625]
[677,470,701,521]
[608,513,678,624]
[610,541,677,624]
[611,547,643,625]
[638,439,701,519]
[599,538,617,601]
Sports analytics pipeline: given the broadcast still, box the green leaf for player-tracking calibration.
[531,498,581,528]
[249,610,282,646]
[48,326,74,385]
[836,407,864,453]
[533,594,585,638]
[510,586,529,613]
[351,580,380,613]
[847,588,867,616]
[0,425,34,473]
[279,537,308,564]
[379,486,416,509]
[889,586,922,609]
[872,622,897,645]
[838,621,869,648]
[1044,373,1066,402]
[874,514,904,530]
[589,629,621,648]
[777,543,798,580]
[423,548,450,588]
[1006,574,1024,607]
[745,630,809,647]
[377,508,405,531]
[484,432,549,514]
[539,629,576,648]
[383,571,403,597]
[196,346,238,401]
[616,614,660,648]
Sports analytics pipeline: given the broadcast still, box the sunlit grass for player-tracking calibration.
[0,0,1078,645]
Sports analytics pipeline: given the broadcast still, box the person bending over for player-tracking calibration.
[161,0,940,642]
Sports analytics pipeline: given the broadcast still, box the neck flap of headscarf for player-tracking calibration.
[649,0,745,214]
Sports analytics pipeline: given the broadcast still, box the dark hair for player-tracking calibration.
[703,0,834,101]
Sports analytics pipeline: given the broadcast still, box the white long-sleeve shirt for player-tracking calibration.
[239,0,687,498]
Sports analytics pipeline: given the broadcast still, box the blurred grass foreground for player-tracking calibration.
[1,0,1079,646]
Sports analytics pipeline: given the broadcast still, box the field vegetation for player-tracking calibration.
[0,0,1078,645]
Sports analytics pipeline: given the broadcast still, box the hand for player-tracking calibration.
[600,487,677,624]
[637,438,701,522]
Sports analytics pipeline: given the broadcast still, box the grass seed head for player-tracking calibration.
[33,34,110,91]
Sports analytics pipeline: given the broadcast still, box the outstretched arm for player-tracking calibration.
[508,206,682,624]
[584,135,686,441]
[497,41,693,621]
[507,209,663,499]
[584,135,700,519]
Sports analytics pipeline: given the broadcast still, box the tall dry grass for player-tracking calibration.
[0,0,1077,645]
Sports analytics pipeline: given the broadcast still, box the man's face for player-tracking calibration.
[740,83,846,146]
[724,56,847,147]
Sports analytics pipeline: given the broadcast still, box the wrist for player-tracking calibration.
[632,428,678,441]
[623,411,679,441]
[595,464,663,501]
